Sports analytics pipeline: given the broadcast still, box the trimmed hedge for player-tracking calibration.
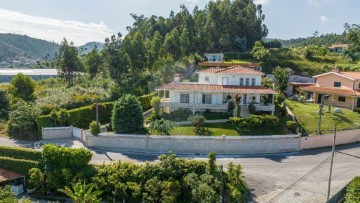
[0,146,42,161]
[345,176,360,203]
[230,115,279,130]
[0,157,39,176]
[37,93,155,135]
[354,108,360,113]
[138,93,156,111]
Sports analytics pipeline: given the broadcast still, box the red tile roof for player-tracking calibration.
[0,168,23,182]
[156,83,277,94]
[198,65,263,75]
[340,72,360,80]
[329,44,349,49]
[300,85,360,96]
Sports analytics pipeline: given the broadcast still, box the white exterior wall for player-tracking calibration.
[170,91,224,105]
[199,72,262,86]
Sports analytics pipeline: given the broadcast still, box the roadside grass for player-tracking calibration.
[285,100,360,135]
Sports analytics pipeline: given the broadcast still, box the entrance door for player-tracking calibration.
[243,94,247,104]
[222,77,228,85]
[317,94,323,103]
[357,98,360,108]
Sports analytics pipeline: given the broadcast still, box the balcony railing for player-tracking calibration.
[253,104,275,112]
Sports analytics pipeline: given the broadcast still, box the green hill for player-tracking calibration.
[0,33,59,62]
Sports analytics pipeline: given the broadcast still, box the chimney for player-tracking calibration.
[332,67,339,73]
[173,73,180,83]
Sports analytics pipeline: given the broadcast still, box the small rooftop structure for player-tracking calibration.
[204,53,224,62]
[0,68,58,83]
[328,44,349,52]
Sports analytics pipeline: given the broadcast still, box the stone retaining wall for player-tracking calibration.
[42,127,72,140]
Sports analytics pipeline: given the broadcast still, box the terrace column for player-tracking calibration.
[272,94,274,104]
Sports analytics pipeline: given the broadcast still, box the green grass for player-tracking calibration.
[286,100,360,135]
[224,59,255,63]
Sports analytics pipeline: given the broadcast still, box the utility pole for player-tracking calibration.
[327,120,338,201]
[317,95,329,135]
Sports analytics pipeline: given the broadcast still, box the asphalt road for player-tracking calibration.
[1,137,359,203]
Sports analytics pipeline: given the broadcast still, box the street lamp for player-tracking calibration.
[317,95,329,135]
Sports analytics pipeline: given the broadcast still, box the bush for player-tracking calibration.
[138,93,156,111]
[0,146,42,161]
[89,121,100,135]
[275,93,285,104]
[151,96,161,116]
[354,108,360,113]
[7,100,42,140]
[0,157,39,176]
[345,176,360,203]
[149,118,176,135]
[37,102,114,135]
[286,121,298,132]
[112,94,144,133]
[188,115,211,135]
[230,115,279,130]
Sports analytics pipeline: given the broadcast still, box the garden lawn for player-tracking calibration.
[286,100,360,135]
[170,121,289,136]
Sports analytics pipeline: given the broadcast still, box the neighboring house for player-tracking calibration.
[204,53,224,62]
[300,68,360,110]
[328,44,349,53]
[0,69,58,83]
[266,74,315,97]
[155,66,277,116]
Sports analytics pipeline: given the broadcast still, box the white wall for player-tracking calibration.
[170,91,224,105]
[85,133,300,154]
[198,72,262,86]
[42,127,72,140]
[300,129,360,149]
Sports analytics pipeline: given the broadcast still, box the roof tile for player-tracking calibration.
[198,65,263,75]
[300,85,360,96]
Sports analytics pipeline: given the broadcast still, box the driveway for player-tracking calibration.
[1,137,359,202]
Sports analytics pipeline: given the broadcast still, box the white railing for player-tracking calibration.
[254,104,275,112]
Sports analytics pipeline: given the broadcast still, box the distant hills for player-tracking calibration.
[277,33,349,48]
[0,33,104,67]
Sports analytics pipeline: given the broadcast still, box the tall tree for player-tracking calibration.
[85,47,103,79]
[273,67,289,93]
[56,38,83,84]
[162,28,181,60]
[180,27,191,56]
[251,41,269,62]
[345,23,360,61]
[8,73,35,102]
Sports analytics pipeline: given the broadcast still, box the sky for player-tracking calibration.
[0,0,359,45]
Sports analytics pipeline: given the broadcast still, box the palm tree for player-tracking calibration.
[58,181,102,203]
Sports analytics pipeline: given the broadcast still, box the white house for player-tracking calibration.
[155,66,277,116]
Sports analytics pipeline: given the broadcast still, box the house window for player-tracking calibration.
[202,94,212,104]
[180,94,189,103]
[334,82,341,87]
[205,76,210,82]
[222,77,228,85]
[338,96,346,102]
[358,83,360,89]
[240,78,244,86]
[251,78,256,86]
[245,78,250,86]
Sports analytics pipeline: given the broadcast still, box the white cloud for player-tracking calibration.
[0,8,113,45]
[320,15,329,22]
[185,0,200,8]
[254,0,270,5]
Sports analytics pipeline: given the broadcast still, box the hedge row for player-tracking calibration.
[138,92,156,111]
[0,146,42,161]
[37,93,156,135]
[37,102,113,134]
[0,157,39,176]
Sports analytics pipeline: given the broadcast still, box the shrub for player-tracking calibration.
[275,93,285,104]
[354,108,360,113]
[227,101,235,116]
[56,108,70,126]
[230,115,279,130]
[0,157,39,176]
[151,96,161,116]
[0,146,42,161]
[28,168,45,194]
[138,93,156,111]
[345,176,360,203]
[188,115,211,135]
[7,100,42,140]
[286,121,298,132]
[89,121,100,135]
[149,118,176,135]
[112,94,144,133]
